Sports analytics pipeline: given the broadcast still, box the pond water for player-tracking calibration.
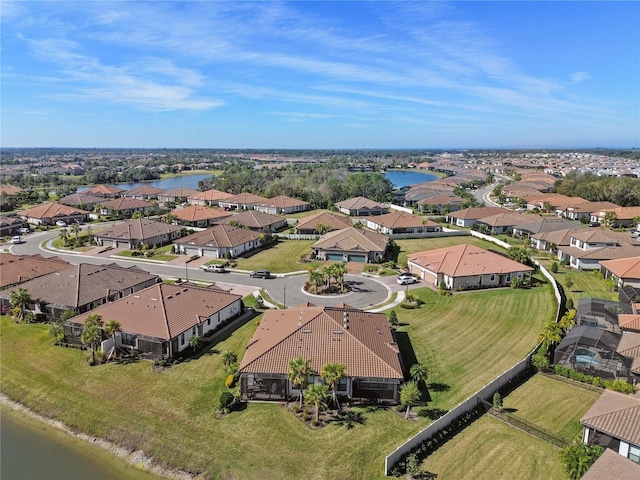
[78,173,213,192]
[1,405,163,480]
[384,170,438,188]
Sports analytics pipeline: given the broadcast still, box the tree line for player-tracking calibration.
[553,171,640,206]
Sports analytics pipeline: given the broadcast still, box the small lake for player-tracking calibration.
[1,405,163,480]
[384,170,438,188]
[79,173,213,192]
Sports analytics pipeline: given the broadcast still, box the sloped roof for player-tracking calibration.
[619,314,640,332]
[448,207,508,220]
[238,304,403,379]
[176,224,262,248]
[408,244,534,277]
[335,196,386,211]
[581,389,640,446]
[68,283,241,340]
[124,185,166,196]
[581,448,640,480]
[477,212,541,228]
[567,201,620,213]
[526,193,588,209]
[515,217,584,235]
[417,195,464,206]
[600,257,640,280]
[82,184,125,196]
[1,263,159,309]
[188,189,232,202]
[531,228,588,246]
[594,206,640,221]
[296,211,352,232]
[369,210,438,229]
[0,253,70,288]
[19,202,89,219]
[617,331,640,372]
[0,184,24,196]
[312,227,389,253]
[173,205,232,222]
[58,193,104,207]
[220,210,286,229]
[95,218,184,241]
[161,187,199,197]
[219,192,269,205]
[100,197,154,211]
[258,195,310,209]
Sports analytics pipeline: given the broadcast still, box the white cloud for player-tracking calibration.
[571,71,591,84]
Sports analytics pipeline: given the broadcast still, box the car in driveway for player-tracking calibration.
[397,273,418,285]
[18,227,31,234]
[250,270,272,279]
[55,220,67,227]
[202,264,227,273]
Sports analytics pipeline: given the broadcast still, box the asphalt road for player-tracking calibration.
[6,226,401,310]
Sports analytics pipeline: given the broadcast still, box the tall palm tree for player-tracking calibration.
[48,322,64,344]
[9,288,31,323]
[558,309,577,334]
[103,320,122,359]
[409,363,429,388]
[400,381,421,420]
[58,228,69,246]
[321,362,347,410]
[70,222,81,241]
[82,314,103,365]
[287,356,314,408]
[189,334,203,352]
[537,321,563,351]
[305,383,330,422]
[222,350,238,372]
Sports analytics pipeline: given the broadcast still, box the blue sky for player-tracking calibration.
[2,1,639,149]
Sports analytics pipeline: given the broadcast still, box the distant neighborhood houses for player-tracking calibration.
[19,202,89,225]
[94,218,186,249]
[175,224,263,258]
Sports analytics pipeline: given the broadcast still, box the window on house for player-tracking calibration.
[192,327,196,335]
[629,445,640,463]
[336,378,348,392]
[490,274,495,282]
[180,333,185,344]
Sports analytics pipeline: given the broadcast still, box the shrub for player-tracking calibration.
[219,391,234,411]
[225,374,235,389]
[492,392,503,411]
[550,262,558,273]
[388,310,399,326]
[608,379,635,394]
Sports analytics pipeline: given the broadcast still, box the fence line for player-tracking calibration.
[488,407,568,448]
[384,235,565,476]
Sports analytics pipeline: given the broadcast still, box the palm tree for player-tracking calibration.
[189,334,203,352]
[287,356,314,408]
[537,321,563,351]
[305,383,330,422]
[321,362,347,410]
[222,350,238,372]
[70,222,81,241]
[560,443,603,480]
[48,322,64,344]
[103,320,121,359]
[9,288,31,323]
[58,227,69,246]
[400,381,421,420]
[82,314,103,365]
[409,363,429,388]
[558,309,577,334]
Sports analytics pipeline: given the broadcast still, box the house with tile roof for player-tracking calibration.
[64,283,243,360]
[580,389,640,465]
[58,192,105,209]
[513,217,585,239]
[0,216,28,236]
[19,202,89,226]
[187,189,231,206]
[255,195,311,215]
[600,257,640,289]
[407,244,534,290]
[82,184,125,198]
[218,192,270,211]
[94,218,185,249]
[446,207,509,228]
[123,185,166,200]
[0,253,70,289]
[416,194,465,214]
[311,227,389,263]
[335,196,388,216]
[366,210,441,238]
[591,206,640,229]
[295,211,353,235]
[525,193,588,216]
[530,227,587,253]
[238,304,404,402]
[565,201,620,221]
[172,204,232,228]
[581,448,640,480]
[557,230,640,270]
[0,263,159,321]
[98,197,156,217]
[157,187,199,204]
[220,210,287,233]
[475,212,541,235]
[175,224,263,258]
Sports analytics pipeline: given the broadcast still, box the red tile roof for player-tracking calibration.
[296,211,352,232]
[368,210,437,229]
[177,224,262,248]
[19,202,89,219]
[82,184,125,196]
[0,253,70,288]
[312,227,389,253]
[188,189,231,202]
[581,389,640,446]
[581,448,640,480]
[173,205,232,222]
[70,283,241,340]
[100,197,154,211]
[239,304,403,379]
[600,256,640,280]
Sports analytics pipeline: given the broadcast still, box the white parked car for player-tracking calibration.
[10,236,24,244]
[202,264,227,273]
[397,273,418,285]
[55,220,67,227]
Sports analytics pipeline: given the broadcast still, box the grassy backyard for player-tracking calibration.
[394,236,508,267]
[418,415,566,480]
[234,240,321,272]
[501,374,600,442]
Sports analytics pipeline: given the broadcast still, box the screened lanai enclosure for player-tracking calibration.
[554,325,631,379]
[576,298,622,333]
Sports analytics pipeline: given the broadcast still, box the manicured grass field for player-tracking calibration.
[395,236,508,266]
[502,374,600,442]
[535,257,616,303]
[1,277,556,479]
[234,240,321,272]
[418,415,566,480]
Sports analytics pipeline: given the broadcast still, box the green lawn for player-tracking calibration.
[234,240,321,272]
[502,374,600,442]
[418,415,566,480]
[393,282,556,408]
[535,257,616,303]
[395,236,508,267]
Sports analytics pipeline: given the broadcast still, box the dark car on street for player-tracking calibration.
[250,270,272,279]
